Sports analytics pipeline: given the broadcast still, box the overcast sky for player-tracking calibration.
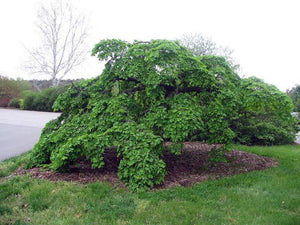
[0,0,299,91]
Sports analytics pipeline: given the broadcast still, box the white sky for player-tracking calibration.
[0,0,299,91]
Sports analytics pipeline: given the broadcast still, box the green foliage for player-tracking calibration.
[29,39,241,191]
[29,39,297,192]
[0,76,31,107]
[0,76,30,99]
[208,147,229,165]
[8,98,21,108]
[22,91,35,110]
[19,99,25,109]
[233,77,297,145]
[23,85,69,112]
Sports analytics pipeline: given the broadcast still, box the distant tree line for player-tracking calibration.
[0,75,83,109]
[0,75,31,107]
[287,85,300,112]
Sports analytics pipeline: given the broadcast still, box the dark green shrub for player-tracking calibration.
[8,98,21,108]
[233,77,297,145]
[23,91,36,110]
[23,85,69,112]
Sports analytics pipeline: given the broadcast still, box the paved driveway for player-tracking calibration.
[0,108,60,161]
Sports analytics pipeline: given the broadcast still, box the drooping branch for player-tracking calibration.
[159,83,210,95]
[159,83,176,92]
[122,85,146,95]
[115,76,141,84]
[178,86,206,93]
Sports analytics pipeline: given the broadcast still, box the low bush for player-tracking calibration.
[8,98,21,108]
[23,85,69,112]
[23,91,36,110]
[233,77,297,145]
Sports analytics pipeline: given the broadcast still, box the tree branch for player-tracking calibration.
[122,85,146,95]
[115,77,141,83]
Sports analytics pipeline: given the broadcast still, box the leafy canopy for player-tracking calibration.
[28,39,296,192]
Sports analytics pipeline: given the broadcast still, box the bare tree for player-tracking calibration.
[178,33,239,70]
[25,0,88,87]
[179,33,218,56]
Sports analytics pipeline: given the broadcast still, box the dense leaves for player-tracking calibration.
[233,77,297,145]
[29,39,297,191]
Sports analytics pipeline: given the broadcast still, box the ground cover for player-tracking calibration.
[0,145,299,224]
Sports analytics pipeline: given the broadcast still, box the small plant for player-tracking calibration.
[208,147,228,166]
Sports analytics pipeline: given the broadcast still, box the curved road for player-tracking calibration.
[0,108,60,161]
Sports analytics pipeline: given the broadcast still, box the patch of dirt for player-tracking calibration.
[13,142,279,189]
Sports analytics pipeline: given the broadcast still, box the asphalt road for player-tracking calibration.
[0,108,60,161]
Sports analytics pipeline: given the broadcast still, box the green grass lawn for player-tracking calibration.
[0,145,299,225]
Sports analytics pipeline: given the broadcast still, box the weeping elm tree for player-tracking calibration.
[28,39,296,192]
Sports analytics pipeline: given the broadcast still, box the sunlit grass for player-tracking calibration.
[0,145,299,224]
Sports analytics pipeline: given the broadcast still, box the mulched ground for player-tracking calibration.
[13,142,279,190]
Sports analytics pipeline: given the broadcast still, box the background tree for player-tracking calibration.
[287,85,300,112]
[0,75,31,106]
[179,33,217,56]
[178,33,239,70]
[25,0,88,87]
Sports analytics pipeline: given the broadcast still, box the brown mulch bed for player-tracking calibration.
[13,142,279,189]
